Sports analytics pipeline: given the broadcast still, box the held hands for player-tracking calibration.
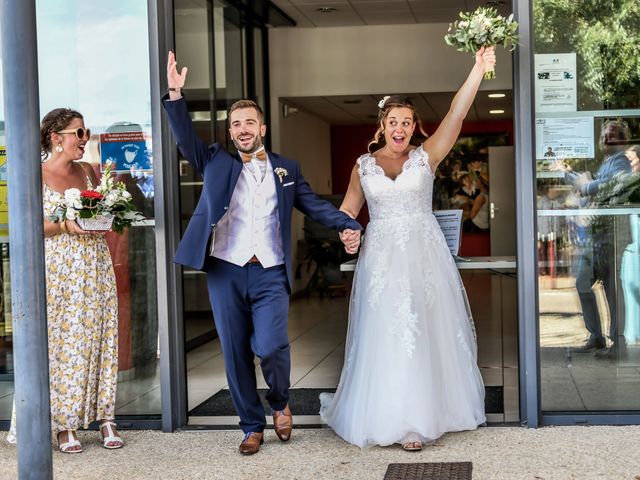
[475,46,496,75]
[340,229,361,255]
[167,51,187,99]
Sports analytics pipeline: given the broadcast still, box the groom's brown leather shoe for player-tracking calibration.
[273,405,293,441]
[239,432,263,455]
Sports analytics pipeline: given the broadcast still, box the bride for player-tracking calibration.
[321,47,496,451]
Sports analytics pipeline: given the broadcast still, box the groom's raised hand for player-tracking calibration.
[167,51,188,100]
[340,229,361,255]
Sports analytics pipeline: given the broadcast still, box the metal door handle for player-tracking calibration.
[490,202,499,219]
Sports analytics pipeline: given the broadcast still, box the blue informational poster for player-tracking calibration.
[100,132,151,172]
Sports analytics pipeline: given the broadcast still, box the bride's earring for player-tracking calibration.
[55,144,63,153]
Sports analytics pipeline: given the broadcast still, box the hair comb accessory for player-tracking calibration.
[378,95,390,108]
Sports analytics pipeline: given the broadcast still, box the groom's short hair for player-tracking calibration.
[228,99,264,124]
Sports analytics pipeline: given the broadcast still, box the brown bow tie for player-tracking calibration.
[240,148,267,163]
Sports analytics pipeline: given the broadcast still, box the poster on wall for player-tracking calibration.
[535,117,594,160]
[100,132,151,173]
[534,53,577,113]
[0,147,7,237]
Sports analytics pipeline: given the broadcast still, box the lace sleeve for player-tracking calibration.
[357,154,378,176]
[407,145,430,168]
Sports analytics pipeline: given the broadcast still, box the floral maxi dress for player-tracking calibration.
[8,183,119,440]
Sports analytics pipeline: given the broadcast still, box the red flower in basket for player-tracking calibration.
[80,189,103,209]
[80,190,103,200]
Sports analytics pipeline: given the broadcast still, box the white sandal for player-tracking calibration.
[58,430,83,454]
[100,421,124,449]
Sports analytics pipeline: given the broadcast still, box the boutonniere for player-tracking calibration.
[274,167,288,184]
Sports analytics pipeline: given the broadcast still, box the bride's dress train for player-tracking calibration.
[320,146,486,448]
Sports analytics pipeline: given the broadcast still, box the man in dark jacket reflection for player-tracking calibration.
[565,120,632,356]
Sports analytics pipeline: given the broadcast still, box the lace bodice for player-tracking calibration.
[357,146,432,221]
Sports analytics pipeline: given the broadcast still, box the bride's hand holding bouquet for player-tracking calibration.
[444,6,519,80]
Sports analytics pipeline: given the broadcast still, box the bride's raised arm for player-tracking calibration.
[423,47,496,169]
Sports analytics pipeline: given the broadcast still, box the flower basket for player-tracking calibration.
[76,215,114,231]
[47,163,145,234]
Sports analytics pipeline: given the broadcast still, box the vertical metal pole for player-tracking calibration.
[513,0,541,427]
[0,0,54,477]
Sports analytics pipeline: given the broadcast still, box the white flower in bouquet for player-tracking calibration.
[65,208,79,221]
[64,188,83,210]
[104,191,120,207]
[444,6,519,79]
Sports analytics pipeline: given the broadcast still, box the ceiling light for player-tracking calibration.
[317,7,337,13]
[488,93,506,98]
[489,109,505,114]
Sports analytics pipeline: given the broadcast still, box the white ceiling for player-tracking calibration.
[271,0,512,28]
[282,90,513,124]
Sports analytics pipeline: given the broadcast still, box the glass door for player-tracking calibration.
[532,0,640,416]
[174,0,271,422]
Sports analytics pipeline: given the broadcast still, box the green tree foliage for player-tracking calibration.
[533,0,640,109]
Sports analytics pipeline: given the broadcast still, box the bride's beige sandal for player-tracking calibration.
[402,441,423,451]
[58,430,83,454]
[100,421,124,449]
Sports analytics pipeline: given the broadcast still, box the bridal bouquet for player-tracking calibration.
[444,6,519,80]
[48,164,144,233]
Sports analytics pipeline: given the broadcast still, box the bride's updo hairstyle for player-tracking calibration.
[367,95,429,153]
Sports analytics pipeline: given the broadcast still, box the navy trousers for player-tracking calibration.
[206,258,291,433]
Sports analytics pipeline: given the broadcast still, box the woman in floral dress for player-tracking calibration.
[8,108,123,453]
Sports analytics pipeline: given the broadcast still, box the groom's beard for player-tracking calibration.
[232,133,263,154]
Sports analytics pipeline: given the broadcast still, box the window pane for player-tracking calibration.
[1,0,159,420]
[533,0,640,412]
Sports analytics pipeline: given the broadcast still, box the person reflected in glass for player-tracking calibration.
[7,109,123,453]
[320,47,495,451]
[563,120,632,355]
[465,171,490,232]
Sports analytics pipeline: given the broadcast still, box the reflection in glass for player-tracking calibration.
[534,0,640,412]
[0,0,160,420]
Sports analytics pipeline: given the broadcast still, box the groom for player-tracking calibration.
[163,52,362,454]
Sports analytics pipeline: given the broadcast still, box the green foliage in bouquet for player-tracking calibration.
[444,6,519,80]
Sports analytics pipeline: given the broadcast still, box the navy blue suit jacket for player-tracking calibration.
[162,95,361,291]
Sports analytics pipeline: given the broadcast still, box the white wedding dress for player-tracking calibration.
[320,146,486,448]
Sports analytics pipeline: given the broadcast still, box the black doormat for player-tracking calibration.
[384,462,472,480]
[189,388,336,416]
[189,387,502,416]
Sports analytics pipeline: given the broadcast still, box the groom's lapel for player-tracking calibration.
[229,152,244,196]
[269,153,286,226]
